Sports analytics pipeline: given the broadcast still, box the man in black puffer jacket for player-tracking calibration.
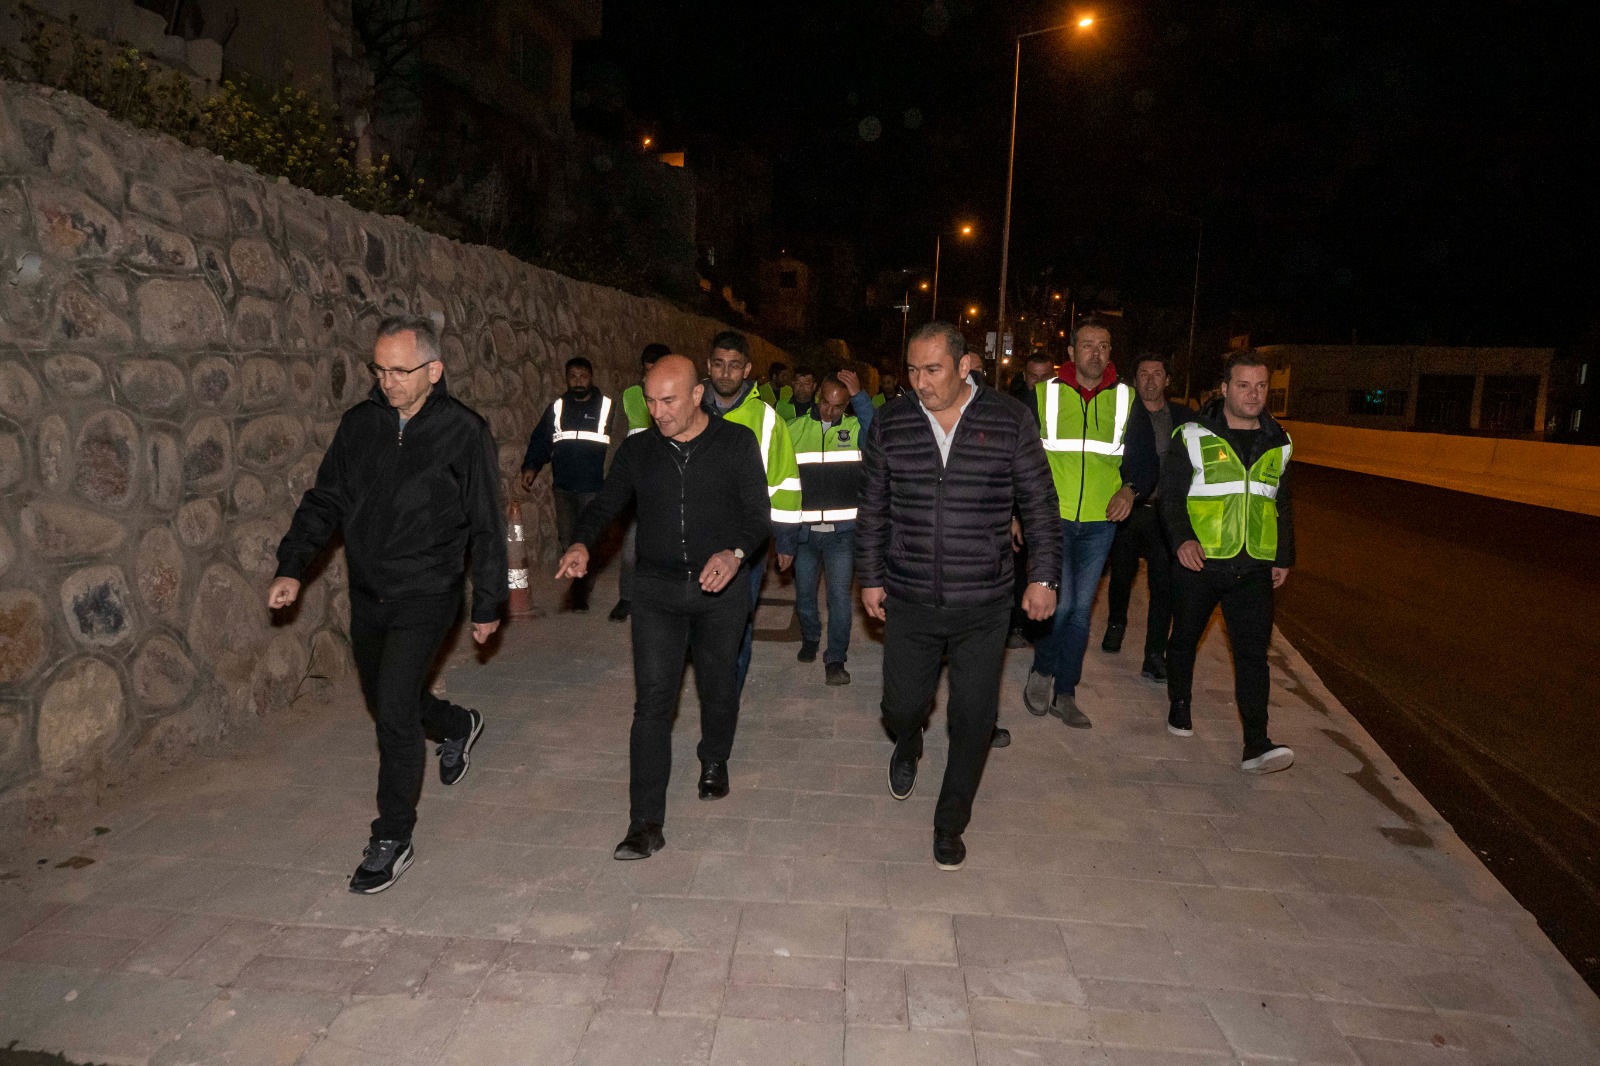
[856,322,1061,871]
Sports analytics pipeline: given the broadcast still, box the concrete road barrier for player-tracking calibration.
[1282,420,1600,516]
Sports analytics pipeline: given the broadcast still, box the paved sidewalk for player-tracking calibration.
[3,567,1597,1065]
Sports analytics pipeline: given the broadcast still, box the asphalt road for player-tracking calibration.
[1276,463,1600,992]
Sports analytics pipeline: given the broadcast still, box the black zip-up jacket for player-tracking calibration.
[569,415,770,584]
[855,382,1061,609]
[1125,399,1198,504]
[520,388,622,494]
[275,379,508,622]
[1159,400,1295,571]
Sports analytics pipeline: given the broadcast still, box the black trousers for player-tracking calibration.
[881,596,1011,834]
[1106,503,1174,658]
[554,489,598,606]
[628,571,750,824]
[350,590,474,842]
[1165,565,1275,754]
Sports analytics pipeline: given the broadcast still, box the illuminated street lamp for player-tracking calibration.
[932,222,976,320]
[996,14,1101,383]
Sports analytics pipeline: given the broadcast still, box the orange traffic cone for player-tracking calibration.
[506,500,536,619]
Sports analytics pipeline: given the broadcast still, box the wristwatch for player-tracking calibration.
[731,548,746,560]
[1032,580,1060,591]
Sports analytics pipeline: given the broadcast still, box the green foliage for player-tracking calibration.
[4,2,427,221]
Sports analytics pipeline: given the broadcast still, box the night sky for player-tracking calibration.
[578,0,1598,351]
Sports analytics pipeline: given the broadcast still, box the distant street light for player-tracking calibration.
[932,222,976,320]
[995,15,1101,384]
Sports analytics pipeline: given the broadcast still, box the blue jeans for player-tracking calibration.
[794,528,854,664]
[1031,520,1118,695]
[734,546,769,695]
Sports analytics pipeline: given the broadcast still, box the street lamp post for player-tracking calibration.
[931,223,974,320]
[996,15,1097,384]
[1167,211,1205,403]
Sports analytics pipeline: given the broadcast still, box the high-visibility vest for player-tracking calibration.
[1178,423,1291,561]
[756,382,792,409]
[550,395,612,445]
[721,388,803,525]
[788,413,864,523]
[1036,380,1133,521]
[622,384,650,436]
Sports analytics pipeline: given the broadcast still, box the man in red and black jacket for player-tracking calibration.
[855,322,1060,872]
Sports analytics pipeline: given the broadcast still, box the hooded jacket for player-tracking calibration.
[275,379,508,622]
[855,380,1061,609]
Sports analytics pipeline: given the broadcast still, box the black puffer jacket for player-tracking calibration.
[855,381,1061,608]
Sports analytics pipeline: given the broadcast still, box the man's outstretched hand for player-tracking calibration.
[556,544,589,579]
[266,577,300,610]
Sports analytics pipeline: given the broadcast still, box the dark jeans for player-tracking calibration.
[349,591,474,843]
[794,528,854,663]
[1166,565,1275,754]
[554,489,597,606]
[734,545,769,695]
[1031,519,1118,695]
[629,571,750,824]
[1106,503,1174,658]
[882,596,1011,834]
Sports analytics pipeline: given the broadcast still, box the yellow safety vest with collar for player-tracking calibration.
[1036,380,1133,521]
[788,412,864,523]
[622,384,650,436]
[1177,423,1293,561]
[550,394,613,445]
[720,387,804,525]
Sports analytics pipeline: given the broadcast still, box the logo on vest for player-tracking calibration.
[837,430,850,444]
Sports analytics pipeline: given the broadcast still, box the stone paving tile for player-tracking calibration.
[3,571,1596,1063]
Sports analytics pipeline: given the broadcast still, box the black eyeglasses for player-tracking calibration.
[367,361,435,381]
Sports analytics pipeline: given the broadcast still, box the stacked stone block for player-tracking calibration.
[0,82,787,822]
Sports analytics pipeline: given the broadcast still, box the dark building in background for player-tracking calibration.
[1252,345,1556,440]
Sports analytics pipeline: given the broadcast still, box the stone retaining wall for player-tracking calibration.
[0,81,787,831]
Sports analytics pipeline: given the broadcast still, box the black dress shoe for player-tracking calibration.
[1141,652,1168,683]
[698,761,729,800]
[990,727,1011,748]
[614,821,665,860]
[933,830,966,871]
[608,599,631,622]
[1101,623,1125,652]
[797,639,819,663]
[888,738,920,800]
[1005,628,1030,649]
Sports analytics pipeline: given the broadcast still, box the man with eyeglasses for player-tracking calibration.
[269,314,506,894]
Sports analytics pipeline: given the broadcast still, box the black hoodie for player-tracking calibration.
[1158,399,1295,571]
[275,379,508,622]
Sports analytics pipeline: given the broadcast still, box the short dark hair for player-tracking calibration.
[565,356,593,374]
[1072,316,1113,344]
[1025,351,1054,367]
[908,320,965,365]
[1134,352,1170,373]
[819,374,846,392]
[792,365,817,381]
[641,343,671,369]
[376,314,441,361]
[710,330,749,359]
[1222,351,1267,384]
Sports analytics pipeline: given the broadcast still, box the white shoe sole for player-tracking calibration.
[442,712,484,786]
[1167,724,1194,737]
[887,758,916,801]
[935,858,965,871]
[352,846,414,894]
[1241,748,1294,774]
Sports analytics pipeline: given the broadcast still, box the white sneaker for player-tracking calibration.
[1240,745,1294,774]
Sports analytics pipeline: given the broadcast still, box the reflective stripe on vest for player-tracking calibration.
[798,507,859,522]
[1179,423,1291,561]
[1040,381,1130,454]
[550,396,613,445]
[793,450,864,465]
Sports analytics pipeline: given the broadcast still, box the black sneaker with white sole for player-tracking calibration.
[438,709,483,786]
[349,839,414,894]
[1167,699,1193,737]
[1240,743,1294,774]
[888,737,920,800]
[933,830,966,871]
